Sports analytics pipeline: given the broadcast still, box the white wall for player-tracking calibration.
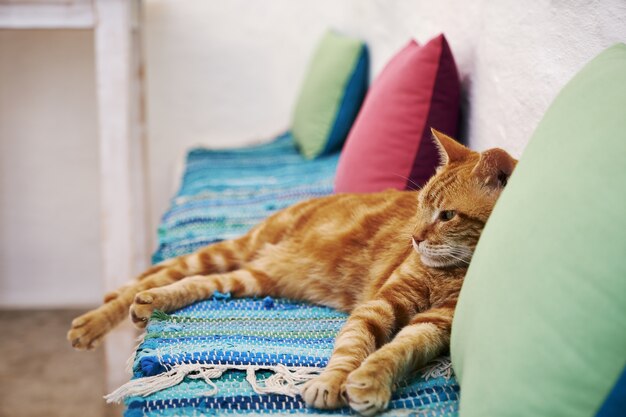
[0,30,103,308]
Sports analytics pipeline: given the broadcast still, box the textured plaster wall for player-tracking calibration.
[145,0,626,233]
[460,0,626,155]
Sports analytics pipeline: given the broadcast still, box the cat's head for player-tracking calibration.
[412,129,517,269]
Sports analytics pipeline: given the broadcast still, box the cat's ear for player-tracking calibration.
[431,128,471,165]
[472,148,517,188]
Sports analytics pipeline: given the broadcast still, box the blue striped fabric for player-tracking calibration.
[123,133,460,416]
[153,132,339,264]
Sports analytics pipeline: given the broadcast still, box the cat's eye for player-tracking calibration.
[439,210,456,221]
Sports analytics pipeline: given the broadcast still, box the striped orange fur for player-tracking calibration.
[68,129,516,415]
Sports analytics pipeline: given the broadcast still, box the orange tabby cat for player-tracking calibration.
[68,129,516,416]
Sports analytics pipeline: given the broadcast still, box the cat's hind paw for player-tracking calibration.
[129,291,160,328]
[300,371,347,410]
[130,289,175,328]
[344,367,391,416]
[67,308,112,350]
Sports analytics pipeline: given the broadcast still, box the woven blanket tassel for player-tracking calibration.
[105,363,322,403]
[104,364,226,404]
[124,333,146,375]
[420,356,453,381]
[246,364,322,397]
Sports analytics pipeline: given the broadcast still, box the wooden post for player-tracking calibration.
[94,0,150,392]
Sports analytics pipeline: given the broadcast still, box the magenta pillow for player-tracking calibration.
[334,34,460,193]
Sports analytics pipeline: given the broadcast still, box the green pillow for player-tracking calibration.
[292,30,368,159]
[451,44,626,417]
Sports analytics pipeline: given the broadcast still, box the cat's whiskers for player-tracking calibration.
[391,173,423,191]
[445,253,471,265]
[419,243,472,266]
[449,247,473,260]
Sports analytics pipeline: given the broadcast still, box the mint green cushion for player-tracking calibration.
[451,44,626,417]
[292,31,368,159]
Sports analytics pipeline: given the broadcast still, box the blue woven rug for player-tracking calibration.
[153,132,339,264]
[111,133,460,416]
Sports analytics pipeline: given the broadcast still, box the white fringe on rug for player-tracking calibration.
[420,356,453,381]
[106,357,453,403]
[124,333,146,375]
[105,363,324,404]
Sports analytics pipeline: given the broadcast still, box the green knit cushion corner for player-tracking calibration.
[292,30,368,159]
[451,43,626,417]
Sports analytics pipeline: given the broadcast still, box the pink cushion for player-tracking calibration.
[334,34,460,193]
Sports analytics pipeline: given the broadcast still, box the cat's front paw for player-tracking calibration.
[67,307,114,350]
[300,370,348,410]
[345,366,392,416]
